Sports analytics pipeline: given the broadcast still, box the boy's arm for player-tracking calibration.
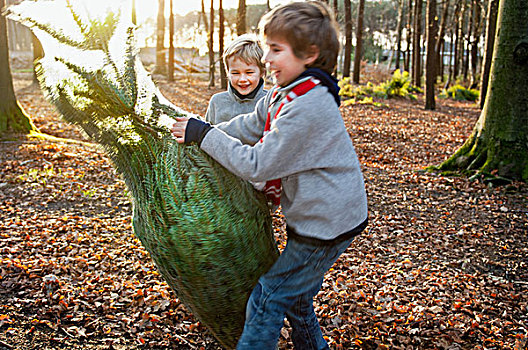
[200,91,341,182]
[204,99,215,124]
[172,90,269,146]
[215,95,269,145]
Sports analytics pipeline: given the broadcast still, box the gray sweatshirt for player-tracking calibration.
[200,77,368,241]
[204,82,267,125]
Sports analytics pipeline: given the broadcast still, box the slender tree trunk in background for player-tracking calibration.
[447,27,455,87]
[236,0,246,35]
[31,33,43,83]
[480,0,499,109]
[0,0,35,134]
[208,0,215,88]
[425,0,437,110]
[333,0,338,17]
[395,0,404,70]
[383,13,393,70]
[201,0,209,33]
[168,0,174,82]
[440,38,446,81]
[131,0,137,25]
[267,0,271,11]
[437,0,528,182]
[463,2,471,82]
[453,8,462,79]
[434,0,450,82]
[404,0,413,72]
[352,0,365,84]
[219,0,227,89]
[343,0,352,77]
[6,1,31,51]
[458,3,467,80]
[155,0,166,75]
[469,0,482,89]
[412,0,423,87]
[446,0,461,87]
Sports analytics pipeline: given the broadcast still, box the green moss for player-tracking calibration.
[522,164,528,182]
[0,101,37,134]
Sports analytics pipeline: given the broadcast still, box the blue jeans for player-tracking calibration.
[236,236,354,350]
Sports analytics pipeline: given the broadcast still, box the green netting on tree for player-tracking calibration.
[5,1,279,348]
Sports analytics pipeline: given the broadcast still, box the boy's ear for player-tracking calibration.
[304,45,320,66]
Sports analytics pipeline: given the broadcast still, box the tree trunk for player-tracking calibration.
[437,0,528,182]
[333,0,338,17]
[479,0,499,109]
[131,0,137,25]
[155,0,166,75]
[352,0,365,84]
[208,0,215,88]
[425,0,437,110]
[236,0,246,35]
[453,7,462,79]
[32,33,43,83]
[412,0,423,87]
[446,0,462,87]
[468,0,482,89]
[168,0,174,82]
[0,0,35,134]
[201,0,209,33]
[219,0,227,89]
[434,0,450,81]
[395,0,405,70]
[404,0,413,73]
[440,38,445,81]
[343,0,352,77]
[463,2,471,82]
[446,27,455,87]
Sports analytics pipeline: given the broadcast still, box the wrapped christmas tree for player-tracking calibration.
[5,1,279,348]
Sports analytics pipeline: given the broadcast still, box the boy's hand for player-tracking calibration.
[171,116,190,143]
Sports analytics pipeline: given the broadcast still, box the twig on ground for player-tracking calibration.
[0,340,14,349]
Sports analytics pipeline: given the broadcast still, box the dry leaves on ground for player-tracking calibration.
[1,72,527,350]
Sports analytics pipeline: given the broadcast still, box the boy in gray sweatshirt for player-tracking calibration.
[172,2,368,348]
[205,34,267,125]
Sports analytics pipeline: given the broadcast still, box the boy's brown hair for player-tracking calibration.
[259,1,340,73]
[223,34,266,75]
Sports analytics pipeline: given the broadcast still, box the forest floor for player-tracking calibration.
[1,59,528,350]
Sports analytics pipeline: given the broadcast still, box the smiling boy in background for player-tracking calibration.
[205,34,267,125]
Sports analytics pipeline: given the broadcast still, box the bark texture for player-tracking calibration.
[343,0,352,77]
[0,0,35,134]
[236,0,246,35]
[480,0,499,109]
[155,0,166,75]
[352,0,365,84]
[424,0,437,110]
[438,0,528,182]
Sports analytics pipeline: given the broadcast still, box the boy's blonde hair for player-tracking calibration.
[259,1,340,73]
[223,34,266,75]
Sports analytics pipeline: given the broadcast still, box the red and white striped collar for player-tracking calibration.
[270,76,321,102]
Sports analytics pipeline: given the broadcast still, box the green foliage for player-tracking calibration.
[440,84,480,102]
[17,166,57,186]
[342,96,387,108]
[378,70,418,99]
[339,70,419,105]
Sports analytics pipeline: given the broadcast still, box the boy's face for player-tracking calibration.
[263,36,314,87]
[227,58,262,96]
